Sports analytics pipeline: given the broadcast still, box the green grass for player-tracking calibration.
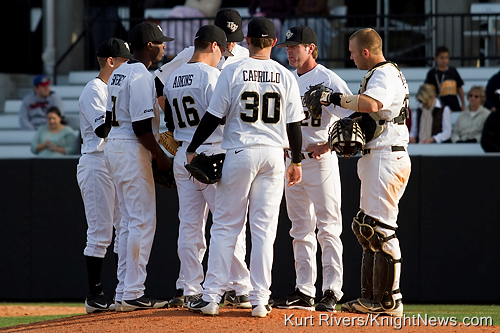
[404,304,500,325]
[0,314,81,328]
[0,302,85,328]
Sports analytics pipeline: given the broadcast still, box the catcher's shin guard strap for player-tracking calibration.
[340,94,360,112]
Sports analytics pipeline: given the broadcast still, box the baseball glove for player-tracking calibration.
[159,131,179,156]
[184,153,225,185]
[303,84,331,119]
[152,158,176,189]
[328,117,365,158]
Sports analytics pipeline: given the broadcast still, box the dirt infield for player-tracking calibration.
[0,306,496,332]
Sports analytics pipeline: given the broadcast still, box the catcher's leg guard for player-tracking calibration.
[351,211,374,299]
[356,212,402,311]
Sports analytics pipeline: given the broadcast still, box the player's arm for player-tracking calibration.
[95,111,112,138]
[322,92,382,113]
[163,96,175,132]
[185,112,221,163]
[132,118,172,170]
[286,121,303,187]
[155,77,166,112]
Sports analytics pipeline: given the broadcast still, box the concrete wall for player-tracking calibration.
[0,155,499,303]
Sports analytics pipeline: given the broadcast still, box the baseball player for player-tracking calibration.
[156,8,249,114]
[186,17,304,318]
[274,25,352,312]
[104,22,174,312]
[77,38,132,313]
[163,24,252,309]
[154,8,251,308]
[315,28,410,317]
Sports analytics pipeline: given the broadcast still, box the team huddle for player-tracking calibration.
[77,8,410,319]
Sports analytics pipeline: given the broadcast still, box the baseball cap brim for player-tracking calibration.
[155,36,175,42]
[226,30,244,43]
[276,40,302,48]
[38,80,50,87]
[221,46,233,57]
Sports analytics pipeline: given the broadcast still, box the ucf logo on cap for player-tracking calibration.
[227,21,239,33]
[286,30,293,39]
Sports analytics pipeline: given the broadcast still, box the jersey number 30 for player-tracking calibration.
[241,91,281,123]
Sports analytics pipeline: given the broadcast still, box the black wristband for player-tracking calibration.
[329,92,342,106]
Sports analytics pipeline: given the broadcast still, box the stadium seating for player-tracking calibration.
[1,67,493,158]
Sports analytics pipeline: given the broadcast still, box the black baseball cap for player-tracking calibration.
[215,8,244,42]
[195,25,234,57]
[128,22,174,48]
[247,17,276,39]
[277,25,317,48]
[97,38,133,59]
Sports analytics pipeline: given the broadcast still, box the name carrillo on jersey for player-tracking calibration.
[243,70,280,83]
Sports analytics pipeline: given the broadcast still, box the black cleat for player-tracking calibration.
[315,290,337,312]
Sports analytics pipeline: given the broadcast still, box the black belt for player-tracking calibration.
[178,142,212,147]
[362,146,405,155]
[284,150,313,160]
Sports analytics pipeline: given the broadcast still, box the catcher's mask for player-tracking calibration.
[328,118,365,158]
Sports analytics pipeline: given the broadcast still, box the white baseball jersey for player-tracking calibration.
[362,64,410,149]
[201,57,304,306]
[283,64,351,301]
[164,60,251,296]
[208,57,305,150]
[293,64,353,150]
[79,78,107,153]
[77,76,121,261]
[107,60,160,140]
[155,44,249,85]
[164,62,223,144]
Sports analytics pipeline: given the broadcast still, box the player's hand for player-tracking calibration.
[409,137,417,143]
[186,151,198,164]
[156,154,172,170]
[421,137,436,144]
[286,163,302,187]
[305,143,330,159]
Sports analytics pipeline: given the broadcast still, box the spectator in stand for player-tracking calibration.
[481,103,500,152]
[409,84,451,144]
[19,74,64,130]
[451,86,490,143]
[485,69,500,111]
[424,46,465,111]
[31,107,77,156]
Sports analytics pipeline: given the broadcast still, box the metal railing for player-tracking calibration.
[54,11,500,78]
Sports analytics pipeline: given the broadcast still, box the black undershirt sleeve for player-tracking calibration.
[132,118,153,137]
[94,111,114,138]
[163,99,175,132]
[186,112,221,153]
[286,121,303,164]
[155,77,164,98]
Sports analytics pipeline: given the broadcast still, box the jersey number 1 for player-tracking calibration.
[111,96,119,127]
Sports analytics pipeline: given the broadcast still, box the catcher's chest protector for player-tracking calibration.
[358,62,409,143]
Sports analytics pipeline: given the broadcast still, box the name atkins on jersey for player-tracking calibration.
[243,70,280,83]
[172,74,194,88]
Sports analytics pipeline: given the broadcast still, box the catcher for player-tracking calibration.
[305,28,410,317]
